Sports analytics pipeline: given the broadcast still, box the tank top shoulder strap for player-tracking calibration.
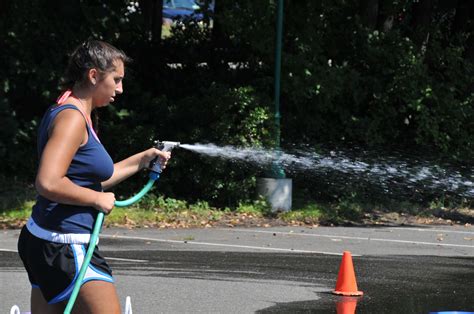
[37,104,88,156]
[50,103,86,122]
[52,103,101,143]
[54,90,101,143]
[47,104,90,134]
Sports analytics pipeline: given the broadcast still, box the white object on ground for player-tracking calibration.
[125,296,133,314]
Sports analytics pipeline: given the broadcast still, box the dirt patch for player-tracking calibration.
[359,210,473,227]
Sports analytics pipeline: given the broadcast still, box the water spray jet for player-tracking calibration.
[178,143,474,200]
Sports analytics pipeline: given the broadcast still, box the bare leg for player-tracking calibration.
[31,287,64,314]
[72,281,121,314]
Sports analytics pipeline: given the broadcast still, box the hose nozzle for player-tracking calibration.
[156,141,181,152]
[149,140,180,180]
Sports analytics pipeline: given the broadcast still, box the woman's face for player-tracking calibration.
[93,59,125,107]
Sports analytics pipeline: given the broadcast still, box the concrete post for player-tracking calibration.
[257,177,292,212]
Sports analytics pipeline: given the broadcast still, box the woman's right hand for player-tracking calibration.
[93,192,116,214]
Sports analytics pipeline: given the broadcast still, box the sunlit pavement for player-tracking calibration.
[1,225,473,313]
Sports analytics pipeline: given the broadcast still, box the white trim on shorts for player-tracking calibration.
[49,244,113,304]
[26,217,96,244]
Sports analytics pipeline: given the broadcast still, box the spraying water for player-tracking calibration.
[180,143,473,199]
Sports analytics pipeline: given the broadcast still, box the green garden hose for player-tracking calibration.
[63,178,156,314]
[64,141,179,313]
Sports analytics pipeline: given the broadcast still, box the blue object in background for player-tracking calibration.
[163,0,205,22]
[429,311,474,314]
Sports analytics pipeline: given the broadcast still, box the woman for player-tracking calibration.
[17,40,170,313]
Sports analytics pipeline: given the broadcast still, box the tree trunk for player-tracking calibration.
[360,0,379,30]
[466,34,474,62]
[201,0,213,26]
[209,0,227,70]
[137,0,164,89]
[152,0,163,44]
[0,0,9,17]
[438,0,458,12]
[452,0,472,35]
[463,5,474,64]
[138,0,163,44]
[411,0,433,49]
[376,1,398,32]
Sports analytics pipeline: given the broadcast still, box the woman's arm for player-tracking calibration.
[35,109,116,213]
[101,148,171,190]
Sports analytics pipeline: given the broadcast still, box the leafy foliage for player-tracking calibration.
[1,0,472,208]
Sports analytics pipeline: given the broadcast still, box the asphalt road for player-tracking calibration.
[1,224,473,313]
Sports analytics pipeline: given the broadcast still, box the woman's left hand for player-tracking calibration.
[141,148,171,171]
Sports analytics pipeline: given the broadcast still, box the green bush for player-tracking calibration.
[1,0,472,209]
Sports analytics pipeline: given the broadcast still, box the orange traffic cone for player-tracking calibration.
[335,296,359,314]
[332,251,363,296]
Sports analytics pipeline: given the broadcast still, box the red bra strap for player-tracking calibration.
[56,90,101,143]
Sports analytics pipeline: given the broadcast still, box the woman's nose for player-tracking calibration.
[116,82,123,94]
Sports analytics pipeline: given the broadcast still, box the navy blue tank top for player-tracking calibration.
[31,104,114,233]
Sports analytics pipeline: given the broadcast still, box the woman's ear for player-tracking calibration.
[88,68,98,86]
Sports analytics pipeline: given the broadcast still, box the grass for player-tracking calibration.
[279,204,322,225]
[0,186,326,228]
[0,176,36,227]
[1,177,472,229]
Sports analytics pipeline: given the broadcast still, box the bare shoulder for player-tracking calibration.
[49,107,87,144]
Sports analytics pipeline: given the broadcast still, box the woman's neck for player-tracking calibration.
[71,86,93,115]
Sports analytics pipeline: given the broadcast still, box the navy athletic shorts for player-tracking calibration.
[17,226,114,304]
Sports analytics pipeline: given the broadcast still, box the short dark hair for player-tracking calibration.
[61,40,131,89]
